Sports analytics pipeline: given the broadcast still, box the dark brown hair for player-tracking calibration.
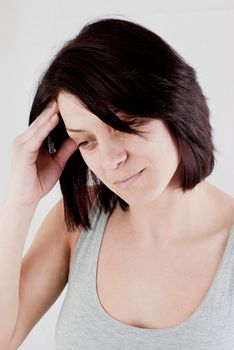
[28,17,216,232]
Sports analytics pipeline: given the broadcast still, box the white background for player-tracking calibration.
[0,0,234,349]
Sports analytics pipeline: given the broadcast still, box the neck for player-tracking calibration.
[117,180,210,245]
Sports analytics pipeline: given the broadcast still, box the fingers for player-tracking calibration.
[53,137,78,171]
[13,101,60,155]
[22,101,59,142]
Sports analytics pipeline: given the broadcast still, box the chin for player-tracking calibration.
[122,184,167,207]
[117,191,155,207]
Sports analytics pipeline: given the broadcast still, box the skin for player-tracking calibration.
[55,91,234,330]
[57,91,234,248]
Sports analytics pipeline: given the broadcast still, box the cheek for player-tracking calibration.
[151,136,180,176]
[79,154,98,178]
[165,151,180,175]
[83,158,105,184]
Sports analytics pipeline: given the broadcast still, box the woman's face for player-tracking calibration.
[57,92,181,205]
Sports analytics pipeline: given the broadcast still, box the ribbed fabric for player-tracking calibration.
[55,197,234,349]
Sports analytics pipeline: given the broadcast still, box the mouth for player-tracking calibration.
[114,169,145,189]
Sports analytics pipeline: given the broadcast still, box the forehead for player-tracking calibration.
[57,91,127,134]
[56,92,165,137]
[57,92,105,131]
[57,92,93,118]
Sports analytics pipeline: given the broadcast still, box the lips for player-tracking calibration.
[114,169,144,189]
[114,170,143,184]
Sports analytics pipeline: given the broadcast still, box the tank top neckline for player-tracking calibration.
[89,201,234,334]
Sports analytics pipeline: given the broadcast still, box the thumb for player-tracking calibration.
[54,137,78,170]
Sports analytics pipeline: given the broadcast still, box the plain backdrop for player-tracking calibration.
[0,0,234,349]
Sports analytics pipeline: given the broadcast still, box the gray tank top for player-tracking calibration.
[55,197,234,349]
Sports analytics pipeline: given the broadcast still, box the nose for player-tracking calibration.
[100,140,128,170]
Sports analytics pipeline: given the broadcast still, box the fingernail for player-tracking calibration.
[50,114,58,122]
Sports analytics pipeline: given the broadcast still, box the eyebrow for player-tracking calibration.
[65,128,89,133]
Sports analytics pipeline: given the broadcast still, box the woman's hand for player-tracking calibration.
[6,101,78,207]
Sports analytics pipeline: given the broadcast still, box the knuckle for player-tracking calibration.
[13,135,23,145]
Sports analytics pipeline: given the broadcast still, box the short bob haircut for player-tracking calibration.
[28,17,216,232]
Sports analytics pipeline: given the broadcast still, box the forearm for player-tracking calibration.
[0,198,37,344]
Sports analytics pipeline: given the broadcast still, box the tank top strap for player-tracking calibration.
[67,195,111,283]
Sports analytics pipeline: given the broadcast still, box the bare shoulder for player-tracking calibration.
[205,181,234,226]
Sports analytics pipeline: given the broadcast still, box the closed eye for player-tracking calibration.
[78,141,90,148]
[78,139,97,149]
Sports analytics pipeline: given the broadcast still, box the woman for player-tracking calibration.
[1,17,234,349]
